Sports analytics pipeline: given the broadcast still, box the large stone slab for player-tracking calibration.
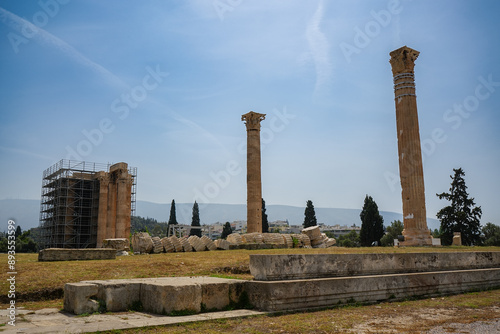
[246,268,500,312]
[64,276,246,315]
[250,252,500,281]
[64,282,99,314]
[39,248,116,261]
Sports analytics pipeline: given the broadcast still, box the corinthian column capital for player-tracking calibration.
[242,111,266,131]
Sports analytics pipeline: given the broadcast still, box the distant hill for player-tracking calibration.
[0,199,441,231]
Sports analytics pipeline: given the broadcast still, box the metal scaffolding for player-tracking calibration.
[39,160,137,249]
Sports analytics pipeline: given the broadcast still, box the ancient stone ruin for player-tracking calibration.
[389,46,432,246]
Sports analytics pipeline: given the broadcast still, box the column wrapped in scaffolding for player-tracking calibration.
[39,160,137,249]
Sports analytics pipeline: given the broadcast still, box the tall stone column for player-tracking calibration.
[389,46,432,246]
[242,111,266,233]
[115,170,132,239]
[95,172,109,247]
[106,175,117,240]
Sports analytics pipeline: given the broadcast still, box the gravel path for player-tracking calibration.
[427,319,500,334]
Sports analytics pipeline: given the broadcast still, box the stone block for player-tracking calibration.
[201,235,217,251]
[85,279,142,312]
[246,268,500,312]
[281,234,293,248]
[301,226,321,243]
[161,237,175,253]
[151,237,164,253]
[452,232,462,246]
[188,235,206,252]
[141,279,202,315]
[169,235,183,252]
[38,248,116,261]
[227,233,243,245]
[214,239,230,250]
[249,252,500,281]
[102,238,130,251]
[180,237,193,252]
[64,282,99,314]
[131,232,153,254]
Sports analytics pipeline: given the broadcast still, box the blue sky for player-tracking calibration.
[1,0,499,225]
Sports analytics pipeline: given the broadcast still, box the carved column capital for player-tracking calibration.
[242,111,266,131]
[389,46,419,75]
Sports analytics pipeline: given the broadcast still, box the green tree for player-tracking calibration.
[303,200,317,228]
[482,222,500,246]
[337,230,360,247]
[359,195,385,247]
[221,222,233,239]
[262,198,269,233]
[168,199,178,225]
[380,220,404,246]
[190,201,201,237]
[436,168,482,246]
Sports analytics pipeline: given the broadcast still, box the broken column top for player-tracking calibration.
[389,45,420,75]
[242,111,266,130]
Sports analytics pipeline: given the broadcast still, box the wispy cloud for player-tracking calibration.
[0,7,129,90]
[306,0,332,98]
[0,145,55,161]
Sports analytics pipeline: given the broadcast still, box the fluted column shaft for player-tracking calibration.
[390,46,432,246]
[242,111,266,233]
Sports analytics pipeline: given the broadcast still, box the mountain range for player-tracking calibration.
[0,199,440,231]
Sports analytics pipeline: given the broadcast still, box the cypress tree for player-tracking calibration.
[221,222,233,239]
[303,200,318,228]
[262,198,269,233]
[359,195,385,247]
[190,201,201,237]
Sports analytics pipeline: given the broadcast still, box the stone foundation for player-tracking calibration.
[64,277,246,315]
[39,248,116,262]
[249,252,500,281]
[246,268,500,312]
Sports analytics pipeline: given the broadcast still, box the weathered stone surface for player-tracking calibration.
[301,226,322,243]
[64,282,99,314]
[87,280,142,312]
[249,252,500,281]
[39,248,116,261]
[214,239,230,250]
[141,279,202,314]
[151,237,163,254]
[188,235,206,252]
[66,276,247,315]
[102,238,130,251]
[169,235,183,252]
[161,237,175,253]
[281,234,293,248]
[389,46,432,246]
[201,235,217,251]
[291,234,310,247]
[180,237,193,252]
[131,232,153,254]
[227,233,243,245]
[242,111,265,233]
[247,268,500,312]
[452,232,462,246]
[242,232,260,243]
[262,233,285,245]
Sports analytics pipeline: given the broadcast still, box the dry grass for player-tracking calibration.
[92,289,500,334]
[0,246,499,333]
[1,246,500,298]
